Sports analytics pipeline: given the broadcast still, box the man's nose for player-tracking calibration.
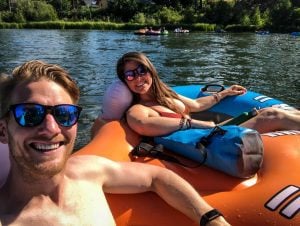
[40,113,61,133]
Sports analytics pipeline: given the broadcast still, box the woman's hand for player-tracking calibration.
[191,119,216,129]
[223,85,247,97]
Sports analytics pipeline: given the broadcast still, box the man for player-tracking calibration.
[0,143,9,187]
[0,60,229,226]
[0,74,10,187]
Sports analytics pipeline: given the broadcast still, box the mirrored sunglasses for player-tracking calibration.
[123,64,148,81]
[9,103,82,127]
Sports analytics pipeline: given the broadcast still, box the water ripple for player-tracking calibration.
[0,30,299,149]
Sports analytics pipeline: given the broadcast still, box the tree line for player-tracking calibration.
[0,0,299,32]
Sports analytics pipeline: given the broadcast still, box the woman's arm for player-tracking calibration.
[179,85,247,112]
[101,159,230,226]
[125,85,246,137]
[126,104,215,136]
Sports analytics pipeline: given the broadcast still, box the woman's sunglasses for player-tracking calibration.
[8,103,82,127]
[123,64,148,81]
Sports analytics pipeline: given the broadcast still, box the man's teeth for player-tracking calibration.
[35,143,60,150]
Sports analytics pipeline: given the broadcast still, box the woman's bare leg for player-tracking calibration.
[241,107,300,133]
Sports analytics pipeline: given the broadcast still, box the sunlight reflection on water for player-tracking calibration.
[0,30,299,149]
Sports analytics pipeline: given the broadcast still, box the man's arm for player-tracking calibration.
[100,158,230,225]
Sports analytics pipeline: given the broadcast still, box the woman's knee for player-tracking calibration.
[258,107,284,120]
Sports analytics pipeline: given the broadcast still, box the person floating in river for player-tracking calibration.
[111,51,300,137]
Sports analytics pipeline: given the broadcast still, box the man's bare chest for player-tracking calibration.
[1,182,115,226]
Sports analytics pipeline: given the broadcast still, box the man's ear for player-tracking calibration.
[0,119,8,144]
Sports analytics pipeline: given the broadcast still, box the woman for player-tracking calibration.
[116,52,300,136]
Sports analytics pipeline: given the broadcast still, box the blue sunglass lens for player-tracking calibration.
[54,105,80,127]
[14,104,44,127]
[11,104,81,127]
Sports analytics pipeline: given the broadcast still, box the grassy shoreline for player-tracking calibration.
[0,21,262,32]
[1,21,297,33]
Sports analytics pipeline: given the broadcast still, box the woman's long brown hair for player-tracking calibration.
[117,52,186,114]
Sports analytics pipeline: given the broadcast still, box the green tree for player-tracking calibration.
[107,0,139,22]
[205,0,235,25]
[292,0,300,7]
[182,6,199,23]
[130,12,146,24]
[13,10,26,22]
[270,0,292,27]
[48,0,72,17]
[155,6,183,24]
[261,9,271,27]
[252,6,263,26]
[13,0,58,22]
[240,13,251,25]
[0,0,8,11]
[291,7,300,26]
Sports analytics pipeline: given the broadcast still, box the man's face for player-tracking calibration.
[1,79,77,180]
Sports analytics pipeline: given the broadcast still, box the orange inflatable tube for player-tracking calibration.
[75,121,300,226]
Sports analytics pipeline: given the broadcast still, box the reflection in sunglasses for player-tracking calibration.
[9,103,82,127]
[123,64,148,81]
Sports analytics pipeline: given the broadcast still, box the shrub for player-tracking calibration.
[205,0,235,25]
[252,6,263,27]
[130,13,146,24]
[240,14,251,26]
[291,7,300,25]
[5,0,58,22]
[191,23,216,31]
[270,0,292,27]
[155,7,183,24]
[0,22,20,28]
[0,11,13,22]
[24,21,64,29]
[225,24,257,32]
[13,10,26,23]
[145,17,157,26]
[182,7,198,23]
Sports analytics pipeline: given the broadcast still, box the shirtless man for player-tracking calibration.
[0,60,229,226]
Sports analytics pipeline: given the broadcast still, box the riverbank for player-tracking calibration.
[0,21,264,32]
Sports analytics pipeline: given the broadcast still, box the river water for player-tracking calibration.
[0,29,299,149]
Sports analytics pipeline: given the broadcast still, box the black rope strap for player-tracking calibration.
[131,142,203,168]
[197,126,226,147]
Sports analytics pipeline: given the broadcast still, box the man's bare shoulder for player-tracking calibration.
[68,154,109,163]
[65,155,116,180]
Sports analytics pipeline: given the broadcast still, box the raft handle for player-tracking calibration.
[201,84,225,93]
